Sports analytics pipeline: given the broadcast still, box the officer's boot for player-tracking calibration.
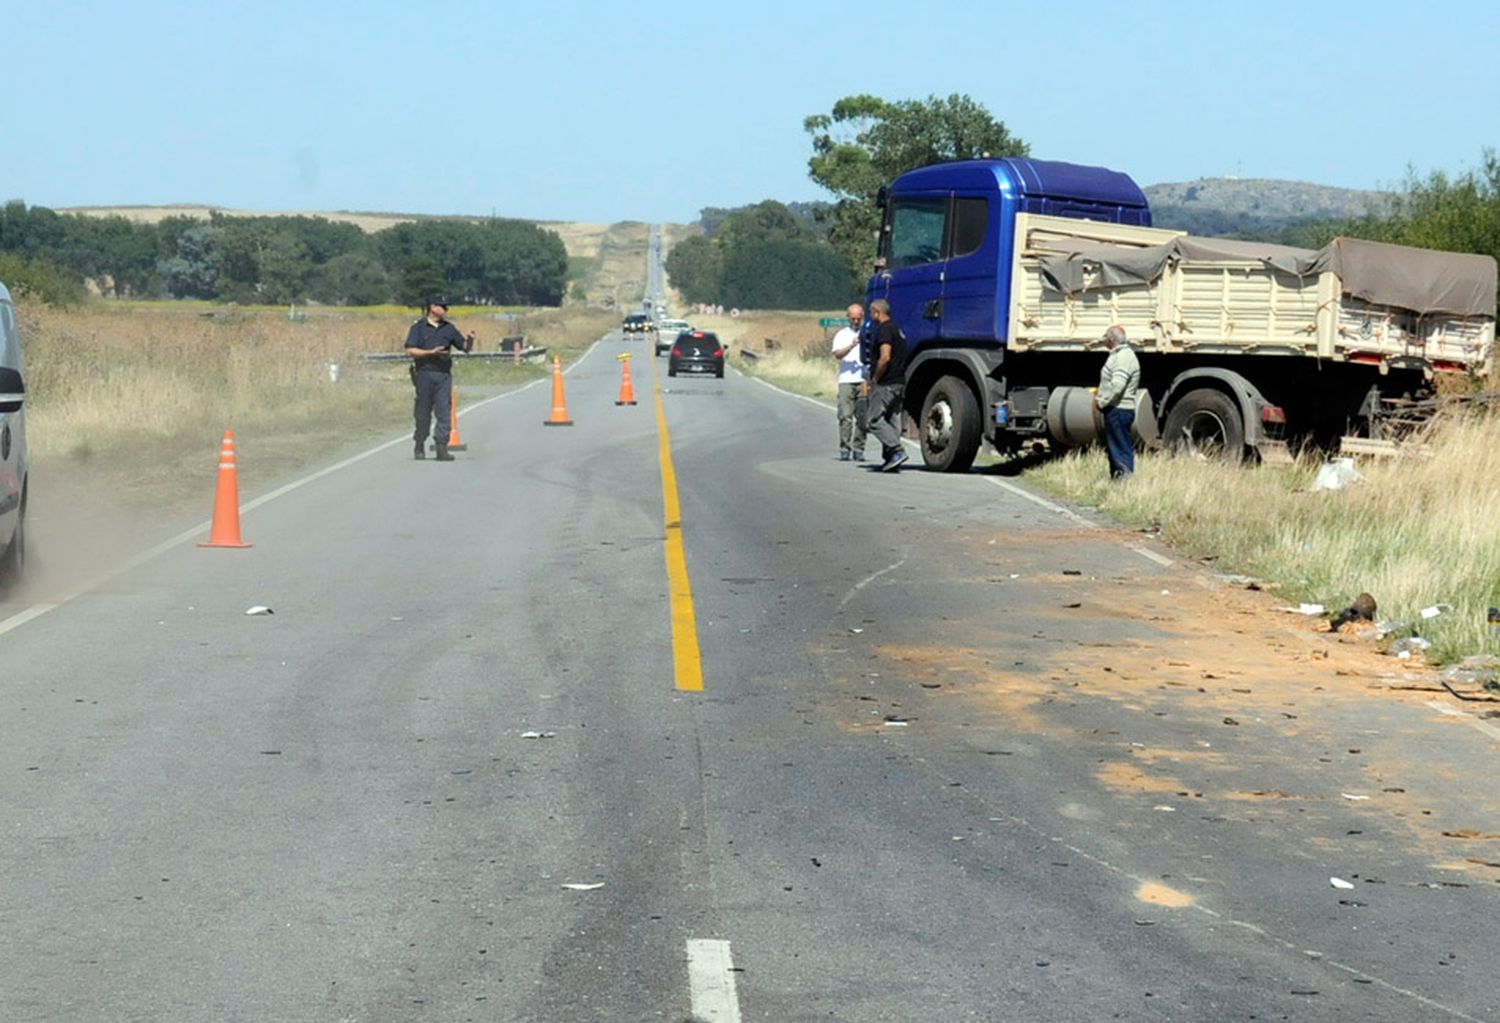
[434,442,455,462]
[414,440,426,460]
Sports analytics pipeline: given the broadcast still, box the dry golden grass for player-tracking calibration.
[701,310,845,399]
[17,301,613,512]
[1026,420,1500,663]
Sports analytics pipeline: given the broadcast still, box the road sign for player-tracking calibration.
[819,317,850,329]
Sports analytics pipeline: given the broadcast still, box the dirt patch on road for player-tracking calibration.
[866,525,1500,883]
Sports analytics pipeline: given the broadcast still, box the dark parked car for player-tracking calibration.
[622,313,654,335]
[667,331,724,378]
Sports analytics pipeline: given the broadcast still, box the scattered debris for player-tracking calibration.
[245,605,274,616]
[883,716,910,727]
[1341,793,1372,801]
[560,882,604,891]
[1311,457,1368,492]
[848,627,865,635]
[1440,656,1499,691]
[1419,603,1453,620]
[520,731,557,739]
[1330,877,1355,889]
[1281,603,1326,616]
[1387,636,1432,660]
[1330,593,1377,632]
[1222,717,1240,726]
[1440,679,1500,703]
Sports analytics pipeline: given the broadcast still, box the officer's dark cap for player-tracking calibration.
[427,295,450,309]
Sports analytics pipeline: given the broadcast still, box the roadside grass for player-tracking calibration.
[715,311,1500,665]
[1024,424,1500,665]
[710,311,839,398]
[18,301,613,514]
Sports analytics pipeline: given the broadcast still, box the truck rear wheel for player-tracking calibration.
[919,376,981,473]
[1163,388,1244,461]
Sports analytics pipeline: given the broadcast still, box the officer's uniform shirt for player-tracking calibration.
[405,318,467,373]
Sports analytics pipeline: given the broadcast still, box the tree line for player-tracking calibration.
[665,200,857,310]
[665,94,1030,311]
[0,201,569,307]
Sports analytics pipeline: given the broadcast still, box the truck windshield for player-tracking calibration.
[888,197,947,269]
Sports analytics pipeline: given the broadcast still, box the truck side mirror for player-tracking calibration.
[875,186,889,210]
[0,366,24,414]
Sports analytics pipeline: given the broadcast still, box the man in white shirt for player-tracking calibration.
[831,303,868,461]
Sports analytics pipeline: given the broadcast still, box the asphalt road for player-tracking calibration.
[2,334,1498,1023]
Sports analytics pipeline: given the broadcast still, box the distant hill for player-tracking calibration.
[1143,178,1393,238]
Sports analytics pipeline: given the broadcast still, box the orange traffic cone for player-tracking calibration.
[615,354,638,406]
[198,430,252,548]
[543,355,574,426]
[446,385,467,450]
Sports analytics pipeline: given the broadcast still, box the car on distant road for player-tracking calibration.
[667,331,725,379]
[655,319,691,355]
[622,313,654,335]
[0,282,28,582]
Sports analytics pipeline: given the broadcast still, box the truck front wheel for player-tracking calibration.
[1162,388,1244,461]
[919,376,982,473]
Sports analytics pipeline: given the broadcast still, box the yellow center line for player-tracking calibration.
[650,357,704,692]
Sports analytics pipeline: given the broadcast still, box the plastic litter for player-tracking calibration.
[1330,877,1355,889]
[1292,603,1325,616]
[244,606,274,616]
[1419,603,1452,620]
[1441,655,1499,689]
[1341,793,1372,801]
[560,882,604,891]
[1387,636,1432,659]
[1311,458,1368,492]
[520,730,557,739]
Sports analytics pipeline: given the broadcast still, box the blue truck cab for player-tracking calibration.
[866,158,1150,470]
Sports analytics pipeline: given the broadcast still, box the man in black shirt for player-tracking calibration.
[867,298,908,472]
[404,296,475,461]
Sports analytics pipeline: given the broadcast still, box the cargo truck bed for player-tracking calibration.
[1006,213,1495,374]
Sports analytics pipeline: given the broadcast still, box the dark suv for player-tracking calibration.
[667,331,724,378]
[622,313,654,335]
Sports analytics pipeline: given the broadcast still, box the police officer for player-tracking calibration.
[404,295,474,461]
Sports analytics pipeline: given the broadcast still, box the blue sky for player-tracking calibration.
[6,0,1496,223]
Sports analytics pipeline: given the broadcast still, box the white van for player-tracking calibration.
[0,283,28,579]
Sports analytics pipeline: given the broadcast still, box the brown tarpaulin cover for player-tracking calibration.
[1039,234,1497,318]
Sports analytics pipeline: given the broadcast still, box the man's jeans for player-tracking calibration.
[1103,406,1135,478]
[837,381,868,453]
[868,382,905,458]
